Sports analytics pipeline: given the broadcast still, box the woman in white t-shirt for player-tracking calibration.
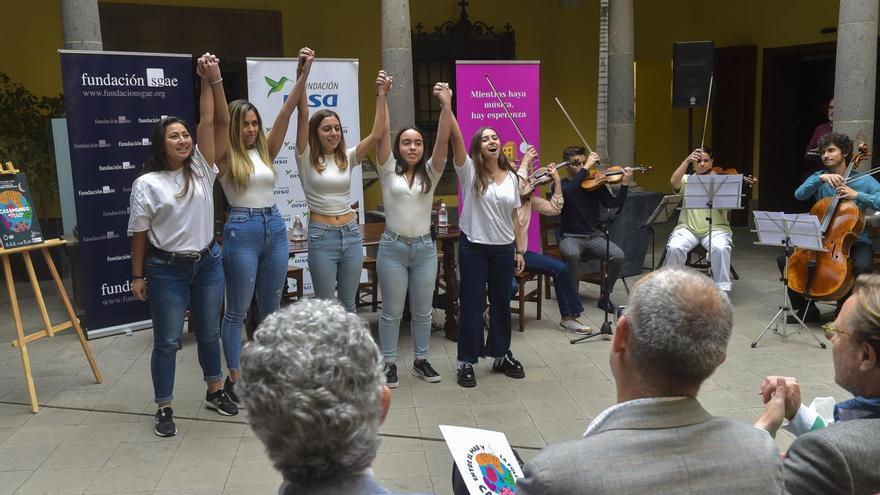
[215,48,313,406]
[454,126,526,388]
[374,79,454,388]
[294,68,388,312]
[128,54,237,438]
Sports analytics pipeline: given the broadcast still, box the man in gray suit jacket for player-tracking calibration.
[755,274,880,495]
[516,267,783,495]
[239,299,424,495]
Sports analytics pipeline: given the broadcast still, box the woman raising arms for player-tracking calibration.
[214,48,313,405]
[294,63,390,312]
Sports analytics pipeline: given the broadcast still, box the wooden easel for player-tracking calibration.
[1,161,101,412]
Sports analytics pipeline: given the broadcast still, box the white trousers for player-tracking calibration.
[664,228,733,290]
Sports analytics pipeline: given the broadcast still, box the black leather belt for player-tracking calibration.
[149,241,215,263]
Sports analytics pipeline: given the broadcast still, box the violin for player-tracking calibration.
[711,166,757,186]
[581,166,652,190]
[787,143,870,301]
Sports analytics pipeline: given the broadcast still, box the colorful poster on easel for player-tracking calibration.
[59,50,194,338]
[0,172,43,249]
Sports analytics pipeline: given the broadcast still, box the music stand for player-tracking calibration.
[683,174,743,278]
[635,194,683,270]
[750,211,827,349]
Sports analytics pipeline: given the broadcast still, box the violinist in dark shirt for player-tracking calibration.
[554,146,632,313]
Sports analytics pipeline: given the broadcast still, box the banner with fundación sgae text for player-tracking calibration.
[60,50,195,337]
[456,61,542,251]
[246,58,363,295]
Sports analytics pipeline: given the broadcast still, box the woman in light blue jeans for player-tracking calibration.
[215,48,313,404]
[295,68,390,312]
[374,79,455,387]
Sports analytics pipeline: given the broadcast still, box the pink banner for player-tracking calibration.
[455,61,542,251]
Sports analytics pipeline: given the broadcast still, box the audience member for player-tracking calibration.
[239,299,426,494]
[754,273,880,495]
[515,267,783,494]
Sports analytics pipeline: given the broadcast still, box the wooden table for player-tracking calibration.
[288,222,462,341]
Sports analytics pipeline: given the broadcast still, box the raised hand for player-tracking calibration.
[297,47,314,75]
[433,82,453,106]
[376,70,392,95]
[687,148,703,164]
[547,163,560,181]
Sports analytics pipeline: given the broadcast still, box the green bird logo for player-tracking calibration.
[265,76,291,97]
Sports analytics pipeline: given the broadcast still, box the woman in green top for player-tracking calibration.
[664,147,733,292]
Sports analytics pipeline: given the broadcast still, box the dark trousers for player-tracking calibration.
[776,241,874,310]
[457,235,515,363]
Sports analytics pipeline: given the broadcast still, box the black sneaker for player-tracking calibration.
[385,363,399,389]
[597,296,617,314]
[224,376,244,408]
[457,363,477,388]
[492,351,525,379]
[412,360,442,383]
[205,389,238,416]
[154,407,177,437]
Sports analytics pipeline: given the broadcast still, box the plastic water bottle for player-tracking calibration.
[291,215,305,241]
[437,202,448,233]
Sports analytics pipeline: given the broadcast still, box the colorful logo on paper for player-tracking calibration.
[476,452,516,494]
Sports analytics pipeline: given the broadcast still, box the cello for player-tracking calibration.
[787,143,871,301]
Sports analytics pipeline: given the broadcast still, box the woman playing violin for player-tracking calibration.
[664,147,735,294]
[780,133,880,321]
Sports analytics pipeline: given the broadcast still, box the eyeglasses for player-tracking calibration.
[822,322,851,340]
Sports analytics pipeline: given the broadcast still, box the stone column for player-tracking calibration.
[61,0,103,51]
[381,0,416,133]
[607,0,635,167]
[834,0,878,168]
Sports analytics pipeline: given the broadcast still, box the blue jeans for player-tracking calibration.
[519,250,584,318]
[377,229,437,363]
[308,219,363,312]
[146,242,224,404]
[221,206,288,371]
[457,235,515,363]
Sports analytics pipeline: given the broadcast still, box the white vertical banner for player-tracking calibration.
[247,58,363,295]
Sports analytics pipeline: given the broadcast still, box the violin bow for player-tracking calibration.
[484,74,530,149]
[554,96,595,155]
[699,73,715,151]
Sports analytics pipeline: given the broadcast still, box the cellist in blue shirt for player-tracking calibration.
[782,132,880,321]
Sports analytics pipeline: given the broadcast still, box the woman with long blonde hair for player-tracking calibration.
[215,48,313,406]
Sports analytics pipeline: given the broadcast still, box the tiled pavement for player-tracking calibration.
[0,226,848,494]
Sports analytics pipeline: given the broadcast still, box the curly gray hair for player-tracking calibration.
[238,299,385,487]
[624,266,732,386]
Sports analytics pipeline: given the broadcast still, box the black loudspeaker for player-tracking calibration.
[672,41,714,108]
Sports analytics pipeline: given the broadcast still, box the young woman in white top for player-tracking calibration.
[128,54,236,437]
[294,66,388,312]
[374,79,454,388]
[214,48,313,405]
[454,125,526,388]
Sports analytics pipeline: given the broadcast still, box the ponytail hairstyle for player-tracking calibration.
[308,109,348,173]
[468,126,515,197]
[144,117,195,198]
[225,99,275,191]
[392,127,431,194]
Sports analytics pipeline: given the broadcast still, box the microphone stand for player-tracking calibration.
[571,217,616,344]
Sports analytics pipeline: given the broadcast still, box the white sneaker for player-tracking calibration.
[560,318,592,335]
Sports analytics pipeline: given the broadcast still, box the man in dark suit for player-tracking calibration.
[755,273,880,495]
[516,267,783,495]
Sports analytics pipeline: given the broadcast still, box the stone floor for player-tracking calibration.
[0,225,848,494]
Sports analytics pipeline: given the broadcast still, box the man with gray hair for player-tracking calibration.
[239,299,421,495]
[516,267,782,494]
